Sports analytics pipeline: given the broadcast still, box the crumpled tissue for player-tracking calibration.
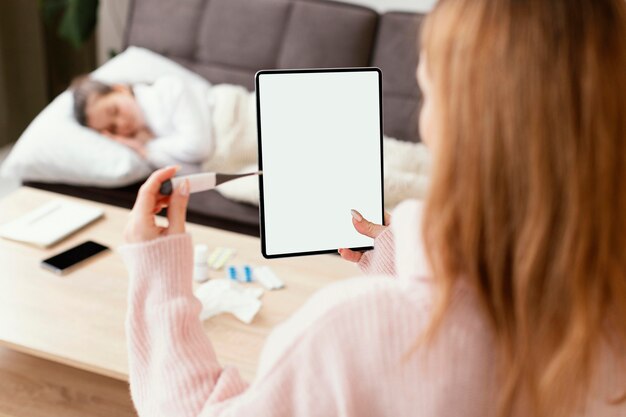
[194,279,263,324]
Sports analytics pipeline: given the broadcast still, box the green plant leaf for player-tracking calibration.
[40,0,69,24]
[57,0,99,49]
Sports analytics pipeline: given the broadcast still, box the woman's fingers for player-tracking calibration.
[339,210,391,263]
[166,179,189,235]
[152,201,167,214]
[124,167,186,243]
[350,209,390,238]
[338,248,363,263]
[152,194,171,213]
[133,166,179,215]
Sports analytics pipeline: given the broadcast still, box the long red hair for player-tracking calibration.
[419,0,626,416]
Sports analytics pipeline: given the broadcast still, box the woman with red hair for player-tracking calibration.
[120,1,626,416]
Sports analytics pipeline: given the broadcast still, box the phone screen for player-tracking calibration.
[41,240,109,274]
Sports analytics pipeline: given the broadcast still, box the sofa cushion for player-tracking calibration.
[173,57,258,91]
[124,0,206,59]
[195,0,291,70]
[383,95,420,143]
[277,0,378,68]
[371,12,424,142]
[124,0,423,143]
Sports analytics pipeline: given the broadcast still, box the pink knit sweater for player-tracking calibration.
[119,200,624,417]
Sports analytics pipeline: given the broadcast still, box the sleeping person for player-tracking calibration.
[71,74,431,208]
[71,75,215,171]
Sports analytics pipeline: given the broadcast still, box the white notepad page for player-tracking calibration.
[257,70,383,257]
[0,200,104,247]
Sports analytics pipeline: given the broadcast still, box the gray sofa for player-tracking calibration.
[27,0,424,236]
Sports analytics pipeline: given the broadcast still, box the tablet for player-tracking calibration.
[256,68,384,259]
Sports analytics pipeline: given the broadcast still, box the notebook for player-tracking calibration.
[0,199,104,247]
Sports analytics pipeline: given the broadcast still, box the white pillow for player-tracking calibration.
[1,47,211,187]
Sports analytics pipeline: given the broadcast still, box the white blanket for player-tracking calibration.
[206,85,431,210]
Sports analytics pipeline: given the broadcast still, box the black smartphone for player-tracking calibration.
[41,240,110,275]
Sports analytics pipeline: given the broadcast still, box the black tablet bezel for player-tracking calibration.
[255,67,385,259]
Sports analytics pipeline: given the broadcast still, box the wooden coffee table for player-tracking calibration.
[0,187,359,382]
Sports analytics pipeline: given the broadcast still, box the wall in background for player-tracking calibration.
[0,1,48,147]
[42,19,96,101]
[0,1,97,146]
[0,36,7,147]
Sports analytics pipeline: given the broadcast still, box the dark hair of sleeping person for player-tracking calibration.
[70,76,114,126]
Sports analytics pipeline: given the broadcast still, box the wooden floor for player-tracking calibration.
[0,347,135,417]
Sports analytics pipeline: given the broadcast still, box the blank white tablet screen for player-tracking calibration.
[257,70,383,257]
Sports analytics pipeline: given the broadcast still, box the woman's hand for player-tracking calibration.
[124,166,190,244]
[338,209,391,262]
